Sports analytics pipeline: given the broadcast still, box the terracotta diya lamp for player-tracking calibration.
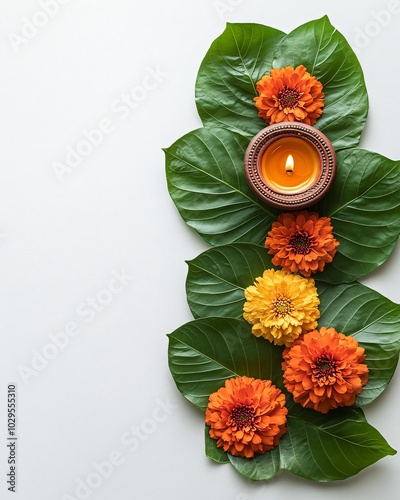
[244,122,336,210]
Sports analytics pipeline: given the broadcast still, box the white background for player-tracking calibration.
[0,1,399,499]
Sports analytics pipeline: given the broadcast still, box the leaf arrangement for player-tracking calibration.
[165,16,400,482]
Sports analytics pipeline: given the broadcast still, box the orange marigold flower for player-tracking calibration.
[243,269,320,346]
[282,327,369,413]
[254,65,325,125]
[265,211,339,277]
[205,376,288,458]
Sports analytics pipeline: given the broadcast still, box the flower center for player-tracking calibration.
[289,231,312,255]
[314,356,337,381]
[278,86,300,109]
[231,405,255,429]
[272,294,294,317]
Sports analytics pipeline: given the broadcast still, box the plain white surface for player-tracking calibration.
[0,1,399,499]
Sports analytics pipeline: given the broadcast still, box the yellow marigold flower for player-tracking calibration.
[205,376,288,458]
[265,210,339,277]
[243,269,320,346]
[254,65,325,125]
[282,327,369,413]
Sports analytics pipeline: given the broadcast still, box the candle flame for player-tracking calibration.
[285,154,294,174]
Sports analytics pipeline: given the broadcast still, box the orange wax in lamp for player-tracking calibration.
[244,123,336,210]
[261,137,321,193]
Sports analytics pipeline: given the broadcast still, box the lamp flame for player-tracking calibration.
[285,154,294,174]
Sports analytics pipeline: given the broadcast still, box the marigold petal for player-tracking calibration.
[243,269,320,346]
[282,328,368,413]
[265,210,339,277]
[254,65,324,125]
[205,376,288,458]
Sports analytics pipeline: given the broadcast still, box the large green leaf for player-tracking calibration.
[195,18,368,151]
[273,16,368,150]
[165,127,278,245]
[195,23,286,137]
[315,148,400,284]
[318,281,400,405]
[185,243,400,405]
[281,404,395,482]
[229,405,395,482]
[167,317,284,411]
[186,243,274,319]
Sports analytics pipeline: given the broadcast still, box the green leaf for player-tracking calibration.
[205,426,229,464]
[315,148,400,284]
[228,405,396,482]
[280,405,396,482]
[317,281,400,405]
[272,16,368,150]
[186,243,273,319]
[167,317,284,411]
[195,23,286,137]
[195,18,368,151]
[228,447,281,481]
[165,127,278,246]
